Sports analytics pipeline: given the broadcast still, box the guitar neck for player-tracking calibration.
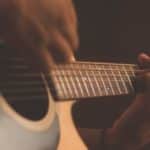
[50,61,138,100]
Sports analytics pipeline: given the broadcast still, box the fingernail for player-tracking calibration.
[70,55,76,62]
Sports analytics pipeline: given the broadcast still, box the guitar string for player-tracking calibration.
[3,93,131,102]
[0,57,142,101]
[0,59,138,67]
[2,78,134,100]
[0,80,135,93]
[0,64,139,71]
[0,58,137,65]
[1,69,139,73]
[0,61,138,100]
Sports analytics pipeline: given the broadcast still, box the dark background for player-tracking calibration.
[70,1,150,134]
[74,0,150,62]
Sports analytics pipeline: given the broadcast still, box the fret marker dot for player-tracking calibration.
[107,87,110,91]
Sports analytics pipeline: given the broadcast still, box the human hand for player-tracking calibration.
[0,0,78,71]
[105,53,150,150]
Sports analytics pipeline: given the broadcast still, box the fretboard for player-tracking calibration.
[50,62,137,100]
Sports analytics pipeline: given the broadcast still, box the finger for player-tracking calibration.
[106,93,150,147]
[58,2,79,50]
[108,94,147,143]
[138,53,150,68]
[48,29,75,63]
[58,7,79,51]
[2,32,55,72]
[13,16,55,72]
[66,0,78,26]
[29,46,55,72]
[21,32,55,72]
[31,0,79,50]
[58,20,79,51]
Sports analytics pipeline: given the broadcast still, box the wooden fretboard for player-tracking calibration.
[50,62,137,100]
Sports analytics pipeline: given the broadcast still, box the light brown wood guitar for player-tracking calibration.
[0,49,143,150]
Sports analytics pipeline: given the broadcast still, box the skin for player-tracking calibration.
[0,0,149,149]
[0,0,78,71]
[106,53,150,150]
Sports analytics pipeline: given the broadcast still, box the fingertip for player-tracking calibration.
[139,53,149,59]
[49,29,76,63]
[68,53,76,62]
[138,53,150,64]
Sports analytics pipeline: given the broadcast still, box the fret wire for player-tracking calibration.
[123,65,134,92]
[117,66,129,94]
[110,65,122,94]
[62,69,71,96]
[93,65,105,96]
[90,65,102,96]
[94,67,106,95]
[95,64,107,95]
[58,68,71,97]
[88,64,98,96]
[95,65,108,96]
[106,64,116,95]
[92,65,102,95]
[50,75,135,83]
[59,69,73,98]
[52,69,66,98]
[66,67,79,98]
[102,65,114,95]
[78,69,90,97]
[98,65,108,95]
[70,64,84,97]
[128,68,136,77]
[112,66,126,94]
[85,65,96,96]
[5,73,137,79]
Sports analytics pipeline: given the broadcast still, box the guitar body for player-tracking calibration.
[0,77,59,150]
[0,83,86,150]
[0,48,86,150]
[0,47,143,150]
[56,101,87,150]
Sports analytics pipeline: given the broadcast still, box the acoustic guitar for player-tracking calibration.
[0,47,141,150]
